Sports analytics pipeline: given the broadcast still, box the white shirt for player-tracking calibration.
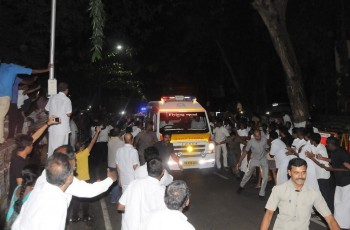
[312,143,330,179]
[140,208,195,230]
[135,163,173,186]
[108,136,124,168]
[270,138,289,169]
[91,125,113,142]
[12,183,69,230]
[17,89,28,108]
[119,176,166,230]
[298,141,319,191]
[35,169,113,204]
[45,92,72,134]
[132,126,142,137]
[213,126,229,143]
[283,114,292,124]
[191,120,206,129]
[116,144,140,191]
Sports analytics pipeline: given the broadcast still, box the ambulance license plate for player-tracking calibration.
[183,161,197,166]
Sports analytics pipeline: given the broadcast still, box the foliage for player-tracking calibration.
[89,0,106,62]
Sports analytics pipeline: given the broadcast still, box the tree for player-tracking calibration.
[252,0,309,123]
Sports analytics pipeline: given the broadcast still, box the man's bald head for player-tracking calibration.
[53,145,75,160]
[124,133,134,144]
[253,130,261,141]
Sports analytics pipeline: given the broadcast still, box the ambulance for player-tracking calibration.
[146,96,215,170]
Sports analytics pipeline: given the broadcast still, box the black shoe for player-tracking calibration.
[259,195,266,201]
[224,167,229,172]
[237,186,244,194]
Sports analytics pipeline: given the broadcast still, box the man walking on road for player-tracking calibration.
[237,130,269,199]
[45,82,72,156]
[117,158,166,230]
[134,122,158,165]
[116,133,139,192]
[12,153,74,230]
[260,158,340,230]
[141,180,195,230]
[269,131,296,185]
[317,137,350,229]
[213,119,230,171]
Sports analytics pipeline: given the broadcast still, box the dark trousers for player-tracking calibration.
[90,142,108,180]
[71,196,90,219]
[318,178,334,213]
[8,103,24,138]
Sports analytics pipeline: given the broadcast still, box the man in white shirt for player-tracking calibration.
[45,82,72,156]
[12,152,74,230]
[237,123,249,173]
[107,129,124,203]
[213,120,230,170]
[287,128,319,191]
[116,133,140,192]
[269,131,296,185]
[34,145,115,204]
[135,146,173,186]
[131,120,142,137]
[190,116,205,129]
[117,158,167,230]
[141,180,195,230]
[307,133,333,212]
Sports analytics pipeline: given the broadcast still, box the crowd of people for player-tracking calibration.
[2,62,350,230]
[211,114,350,230]
[3,72,193,229]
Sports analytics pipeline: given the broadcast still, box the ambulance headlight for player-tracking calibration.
[208,143,215,153]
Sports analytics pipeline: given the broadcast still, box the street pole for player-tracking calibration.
[48,0,57,95]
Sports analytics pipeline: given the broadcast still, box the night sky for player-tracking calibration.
[0,0,349,115]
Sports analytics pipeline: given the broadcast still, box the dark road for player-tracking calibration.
[67,169,327,230]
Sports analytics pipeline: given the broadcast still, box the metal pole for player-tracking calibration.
[48,0,57,95]
[49,0,56,80]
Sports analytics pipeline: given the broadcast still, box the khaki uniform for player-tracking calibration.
[266,180,331,230]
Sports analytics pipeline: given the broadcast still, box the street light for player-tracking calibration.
[116,45,123,50]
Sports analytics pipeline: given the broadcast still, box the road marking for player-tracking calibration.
[100,198,113,230]
[310,217,326,228]
[213,172,229,180]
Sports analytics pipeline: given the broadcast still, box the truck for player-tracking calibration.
[146,95,215,170]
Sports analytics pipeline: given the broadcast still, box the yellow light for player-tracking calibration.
[187,145,193,152]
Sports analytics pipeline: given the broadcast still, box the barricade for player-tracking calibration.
[319,132,338,145]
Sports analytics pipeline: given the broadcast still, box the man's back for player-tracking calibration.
[141,208,195,230]
[116,144,139,191]
[108,137,124,168]
[119,177,166,230]
[12,182,68,230]
[45,92,72,134]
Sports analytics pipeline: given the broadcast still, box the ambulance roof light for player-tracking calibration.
[161,95,196,102]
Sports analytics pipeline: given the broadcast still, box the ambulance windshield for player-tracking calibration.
[159,112,209,134]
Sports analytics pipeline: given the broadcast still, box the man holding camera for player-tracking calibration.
[45,82,72,157]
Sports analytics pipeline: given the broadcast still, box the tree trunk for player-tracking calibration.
[216,40,241,92]
[253,0,309,123]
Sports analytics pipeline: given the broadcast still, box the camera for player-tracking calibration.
[54,117,61,123]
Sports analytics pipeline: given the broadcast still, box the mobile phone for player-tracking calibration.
[54,117,61,123]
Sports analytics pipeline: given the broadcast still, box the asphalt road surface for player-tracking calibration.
[67,168,327,230]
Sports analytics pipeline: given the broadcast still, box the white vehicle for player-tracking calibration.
[146,96,215,170]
